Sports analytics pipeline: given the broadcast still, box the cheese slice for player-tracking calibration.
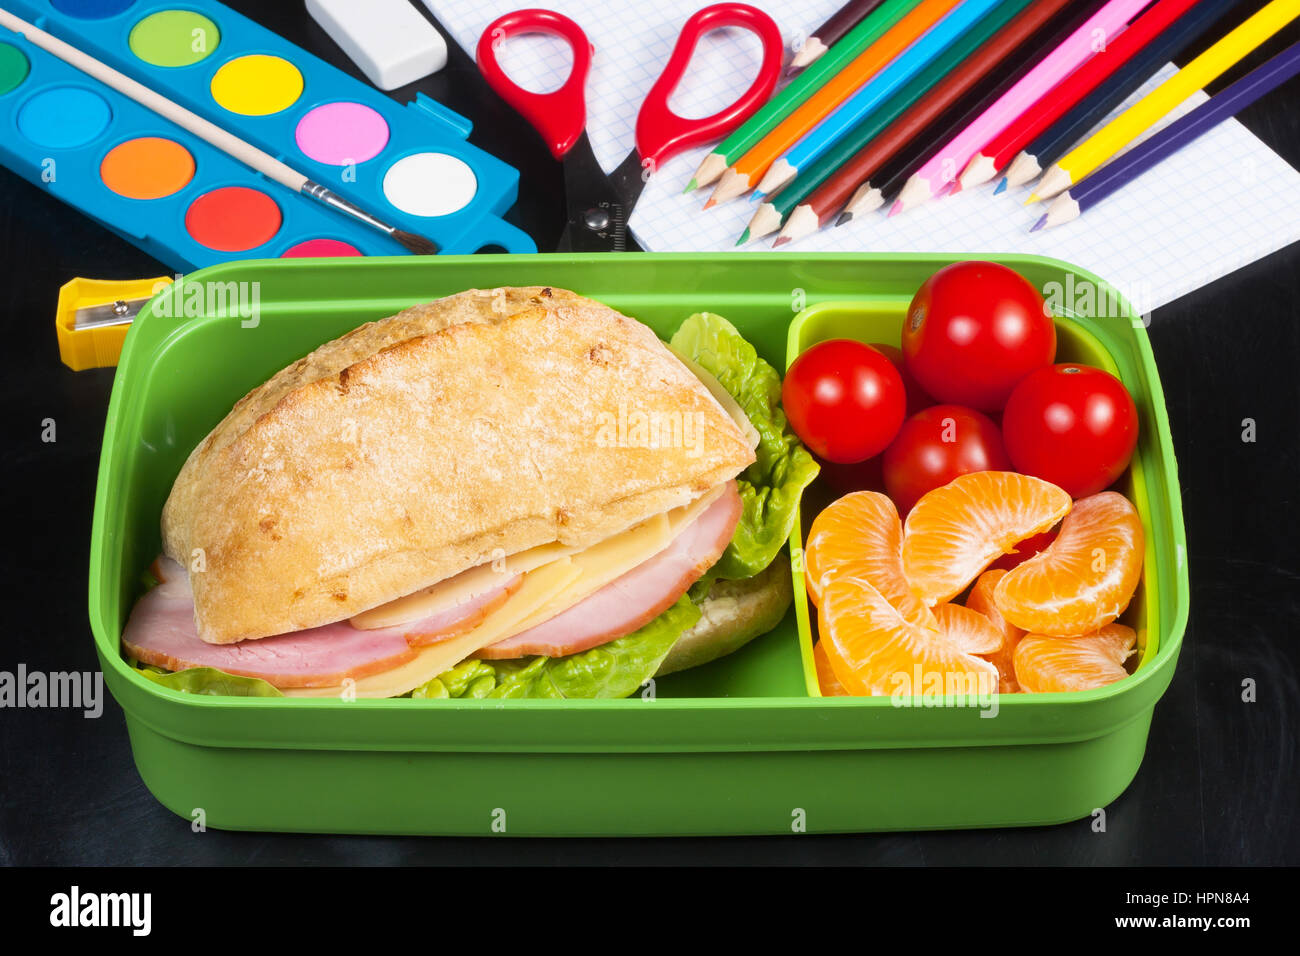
[284,559,582,699]
[669,481,726,532]
[351,484,727,631]
[668,345,761,450]
[505,513,672,636]
[350,540,577,630]
[286,482,733,698]
[482,482,727,643]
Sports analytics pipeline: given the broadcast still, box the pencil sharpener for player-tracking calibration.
[55,275,172,371]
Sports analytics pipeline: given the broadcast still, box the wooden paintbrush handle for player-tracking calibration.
[0,6,308,194]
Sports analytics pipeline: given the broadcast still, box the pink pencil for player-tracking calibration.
[891,0,1152,215]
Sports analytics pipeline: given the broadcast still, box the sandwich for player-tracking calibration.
[122,287,817,699]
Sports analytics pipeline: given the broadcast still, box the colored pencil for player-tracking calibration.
[1034,39,1300,230]
[769,0,1079,243]
[1001,0,1235,191]
[892,0,1153,215]
[0,6,440,254]
[706,0,965,208]
[788,0,889,75]
[685,0,918,193]
[737,0,1041,243]
[838,0,1106,224]
[755,0,1011,199]
[1031,0,1300,201]
[959,0,1204,190]
[823,0,1108,227]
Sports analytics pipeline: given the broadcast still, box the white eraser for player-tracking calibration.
[307,0,448,91]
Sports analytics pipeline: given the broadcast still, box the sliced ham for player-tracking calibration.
[401,575,521,647]
[123,482,742,686]
[123,560,520,688]
[478,482,742,660]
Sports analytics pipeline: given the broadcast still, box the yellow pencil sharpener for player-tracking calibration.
[55,276,172,371]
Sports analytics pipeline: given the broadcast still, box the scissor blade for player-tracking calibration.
[607,150,649,212]
[559,135,641,252]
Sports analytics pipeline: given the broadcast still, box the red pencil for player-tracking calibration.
[958,0,1203,189]
[776,0,1077,243]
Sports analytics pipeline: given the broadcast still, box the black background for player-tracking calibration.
[0,0,1297,865]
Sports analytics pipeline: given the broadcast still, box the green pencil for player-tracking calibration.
[686,0,921,193]
[739,0,1036,244]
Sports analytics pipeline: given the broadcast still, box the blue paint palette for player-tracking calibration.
[0,0,534,267]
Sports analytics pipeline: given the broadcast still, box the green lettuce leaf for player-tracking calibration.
[670,312,819,581]
[405,595,701,700]
[130,661,283,697]
[408,659,499,699]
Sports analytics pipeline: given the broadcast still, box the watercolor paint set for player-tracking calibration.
[0,0,535,268]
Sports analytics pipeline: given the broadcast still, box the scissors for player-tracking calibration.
[477,4,783,251]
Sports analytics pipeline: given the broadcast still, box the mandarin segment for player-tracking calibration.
[965,569,1025,693]
[1013,623,1137,693]
[994,492,1144,637]
[901,471,1071,606]
[804,490,937,631]
[818,575,998,698]
[933,602,1003,656]
[813,640,850,696]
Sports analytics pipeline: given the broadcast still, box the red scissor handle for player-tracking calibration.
[477,9,593,160]
[636,3,783,168]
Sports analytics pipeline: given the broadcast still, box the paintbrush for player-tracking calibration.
[0,5,439,255]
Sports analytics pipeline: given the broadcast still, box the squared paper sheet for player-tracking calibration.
[429,0,1300,310]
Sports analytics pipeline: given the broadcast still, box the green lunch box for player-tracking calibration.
[89,253,1188,837]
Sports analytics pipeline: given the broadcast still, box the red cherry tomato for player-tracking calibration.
[882,404,1012,514]
[1001,363,1139,498]
[869,342,933,415]
[783,340,906,464]
[902,261,1056,411]
[990,530,1058,571]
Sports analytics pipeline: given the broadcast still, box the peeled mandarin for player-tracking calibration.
[804,490,936,631]
[994,492,1143,637]
[902,471,1071,606]
[1013,624,1137,693]
[818,575,997,698]
[964,569,1025,693]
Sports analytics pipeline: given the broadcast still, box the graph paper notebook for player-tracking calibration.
[429,0,1300,310]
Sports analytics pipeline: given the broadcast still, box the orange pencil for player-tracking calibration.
[705,0,963,207]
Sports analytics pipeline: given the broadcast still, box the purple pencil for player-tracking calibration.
[1035,39,1300,230]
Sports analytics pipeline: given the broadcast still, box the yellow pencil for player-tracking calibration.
[1029,0,1300,202]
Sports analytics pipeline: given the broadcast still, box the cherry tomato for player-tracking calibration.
[990,530,1058,571]
[902,261,1056,411]
[882,405,1012,514]
[783,340,906,464]
[1001,363,1139,498]
[869,342,933,415]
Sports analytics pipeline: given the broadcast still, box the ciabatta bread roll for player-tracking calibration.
[161,287,755,644]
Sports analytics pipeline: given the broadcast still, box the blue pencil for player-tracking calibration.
[752,0,1008,198]
[999,0,1236,193]
[1034,39,1300,230]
